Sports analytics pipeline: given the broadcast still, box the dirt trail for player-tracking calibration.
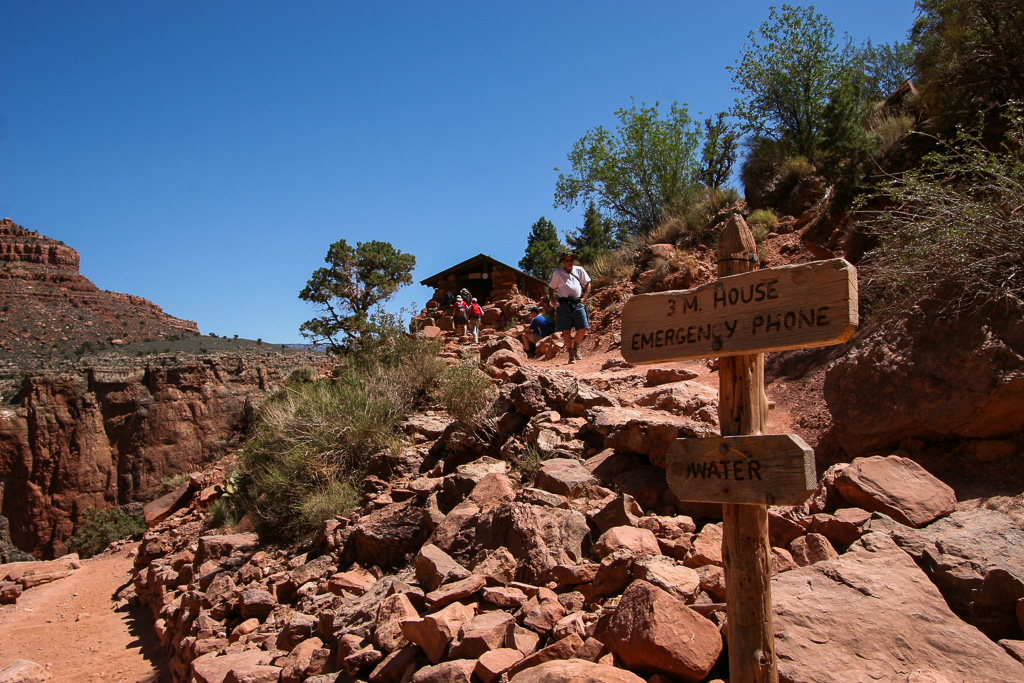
[524,342,801,437]
[0,546,168,683]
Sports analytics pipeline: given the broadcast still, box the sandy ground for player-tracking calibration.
[0,545,169,683]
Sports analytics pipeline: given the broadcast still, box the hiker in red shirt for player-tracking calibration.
[468,298,483,343]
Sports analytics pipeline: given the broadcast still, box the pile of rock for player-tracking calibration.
[124,361,1024,682]
[412,290,540,351]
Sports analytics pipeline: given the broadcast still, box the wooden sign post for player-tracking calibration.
[620,216,858,683]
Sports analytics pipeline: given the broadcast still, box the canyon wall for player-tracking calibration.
[0,351,325,558]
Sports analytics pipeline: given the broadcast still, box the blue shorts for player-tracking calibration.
[556,300,589,331]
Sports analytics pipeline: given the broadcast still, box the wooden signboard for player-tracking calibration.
[620,258,858,364]
[666,434,815,506]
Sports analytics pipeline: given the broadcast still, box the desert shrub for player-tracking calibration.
[870,113,916,158]
[747,208,779,233]
[297,479,359,530]
[647,215,692,246]
[779,156,815,182]
[433,361,497,429]
[675,187,743,240]
[636,251,700,294]
[148,472,190,501]
[705,186,742,212]
[287,366,320,385]
[235,378,400,541]
[510,445,544,485]
[750,225,771,244]
[205,496,236,529]
[740,135,793,197]
[68,507,145,558]
[862,104,1024,318]
[234,332,443,542]
[587,246,637,289]
[636,256,669,294]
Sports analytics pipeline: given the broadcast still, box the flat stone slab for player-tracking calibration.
[772,532,1024,683]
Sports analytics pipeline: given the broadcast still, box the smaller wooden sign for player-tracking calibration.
[621,258,858,363]
[666,434,816,506]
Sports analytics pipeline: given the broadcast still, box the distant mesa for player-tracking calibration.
[0,217,200,362]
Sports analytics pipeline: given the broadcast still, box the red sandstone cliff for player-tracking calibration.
[0,350,327,558]
[0,218,199,365]
[0,218,330,558]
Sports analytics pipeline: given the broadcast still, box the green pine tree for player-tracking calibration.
[564,203,621,266]
[519,217,564,280]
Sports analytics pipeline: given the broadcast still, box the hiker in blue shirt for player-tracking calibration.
[520,306,552,357]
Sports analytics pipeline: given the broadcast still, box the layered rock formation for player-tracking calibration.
[0,218,199,365]
[0,350,327,558]
[0,219,332,558]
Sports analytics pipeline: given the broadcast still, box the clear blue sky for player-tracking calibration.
[1,1,917,344]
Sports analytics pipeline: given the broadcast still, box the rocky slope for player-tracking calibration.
[100,332,1024,683]
[0,219,331,559]
[3,211,1024,682]
[0,218,199,369]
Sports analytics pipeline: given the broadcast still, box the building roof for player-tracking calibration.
[419,253,548,289]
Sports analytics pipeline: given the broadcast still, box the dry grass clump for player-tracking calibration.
[233,334,445,541]
[588,247,638,288]
[432,361,498,430]
[590,186,739,291]
[636,250,700,294]
[747,208,779,233]
[870,113,916,158]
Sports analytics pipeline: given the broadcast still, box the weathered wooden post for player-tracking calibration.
[716,217,775,683]
[620,215,858,683]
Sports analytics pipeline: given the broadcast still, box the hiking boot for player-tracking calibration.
[567,346,577,364]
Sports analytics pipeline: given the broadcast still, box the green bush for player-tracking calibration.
[286,365,320,385]
[68,507,146,558]
[297,480,359,530]
[233,333,444,542]
[510,445,544,485]
[750,225,771,244]
[740,135,793,198]
[870,113,915,157]
[779,156,815,182]
[206,496,237,529]
[747,209,779,233]
[158,472,190,495]
[656,187,743,244]
[588,246,638,288]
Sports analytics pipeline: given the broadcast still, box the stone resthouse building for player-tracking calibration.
[413,254,549,338]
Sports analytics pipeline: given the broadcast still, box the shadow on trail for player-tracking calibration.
[113,577,171,683]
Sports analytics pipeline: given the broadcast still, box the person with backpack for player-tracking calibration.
[452,295,469,340]
[467,298,483,343]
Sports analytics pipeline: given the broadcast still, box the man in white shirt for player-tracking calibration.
[548,252,592,364]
